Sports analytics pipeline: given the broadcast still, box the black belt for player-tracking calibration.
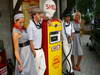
[34,48,42,50]
[19,40,30,47]
[75,31,80,33]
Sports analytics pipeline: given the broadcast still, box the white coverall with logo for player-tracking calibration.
[62,21,75,73]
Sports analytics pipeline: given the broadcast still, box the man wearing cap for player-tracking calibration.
[62,12,75,75]
[27,8,46,75]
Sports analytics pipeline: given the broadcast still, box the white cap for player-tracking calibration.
[14,13,24,21]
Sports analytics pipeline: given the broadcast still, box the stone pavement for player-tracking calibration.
[74,35,100,75]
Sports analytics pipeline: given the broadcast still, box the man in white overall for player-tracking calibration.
[27,8,46,75]
[62,12,75,75]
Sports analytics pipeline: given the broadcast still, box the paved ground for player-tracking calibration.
[74,35,100,75]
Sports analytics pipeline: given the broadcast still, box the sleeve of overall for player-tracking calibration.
[62,21,67,39]
[71,23,75,33]
[27,20,34,41]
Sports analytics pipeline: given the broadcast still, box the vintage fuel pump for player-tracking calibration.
[42,18,62,75]
[42,0,62,75]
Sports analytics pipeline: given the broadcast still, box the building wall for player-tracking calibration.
[60,0,67,15]
[13,0,60,18]
[0,0,13,61]
[13,0,17,8]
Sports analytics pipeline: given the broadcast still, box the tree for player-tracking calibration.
[67,0,75,11]
[95,0,100,14]
[77,0,95,14]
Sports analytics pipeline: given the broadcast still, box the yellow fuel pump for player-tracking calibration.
[42,19,62,75]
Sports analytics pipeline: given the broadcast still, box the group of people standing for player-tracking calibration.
[12,8,46,75]
[12,7,83,75]
[62,11,83,75]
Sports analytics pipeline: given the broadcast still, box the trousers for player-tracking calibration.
[35,48,46,75]
[63,39,73,72]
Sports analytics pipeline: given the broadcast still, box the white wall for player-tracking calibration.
[60,0,67,14]
[40,0,46,9]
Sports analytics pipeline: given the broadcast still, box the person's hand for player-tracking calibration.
[68,36,74,40]
[71,36,74,40]
[33,50,36,58]
[67,36,73,43]
[67,36,71,40]
[29,40,36,58]
[17,64,23,72]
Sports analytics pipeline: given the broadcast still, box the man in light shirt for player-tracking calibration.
[27,8,46,75]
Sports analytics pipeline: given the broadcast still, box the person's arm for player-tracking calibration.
[13,32,23,71]
[27,20,36,57]
[61,21,69,44]
[13,32,23,65]
[71,23,75,40]
[61,21,67,39]
[29,40,36,57]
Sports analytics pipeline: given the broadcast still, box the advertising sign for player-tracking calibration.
[44,0,56,19]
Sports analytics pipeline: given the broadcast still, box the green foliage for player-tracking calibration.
[67,0,75,10]
[82,15,91,24]
[77,0,94,14]
[95,0,100,14]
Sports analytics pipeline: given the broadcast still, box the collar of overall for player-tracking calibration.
[63,22,70,37]
[64,22,70,27]
[32,19,41,29]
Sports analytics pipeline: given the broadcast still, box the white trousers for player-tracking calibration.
[63,39,73,72]
[35,48,46,75]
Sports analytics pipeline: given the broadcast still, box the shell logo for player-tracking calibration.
[45,4,56,10]
[52,55,60,69]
